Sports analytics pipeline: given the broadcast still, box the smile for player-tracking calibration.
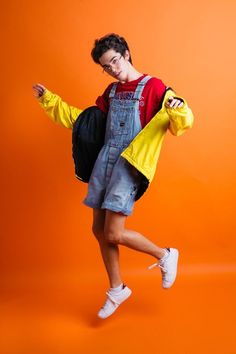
[115,71,122,78]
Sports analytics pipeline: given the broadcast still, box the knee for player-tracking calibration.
[104,228,122,244]
[92,224,104,242]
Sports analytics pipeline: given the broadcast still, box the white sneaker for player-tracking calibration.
[98,285,132,319]
[148,248,179,289]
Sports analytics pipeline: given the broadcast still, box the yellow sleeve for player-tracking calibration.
[38,90,82,129]
[165,93,194,136]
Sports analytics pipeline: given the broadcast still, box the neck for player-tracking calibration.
[122,63,143,83]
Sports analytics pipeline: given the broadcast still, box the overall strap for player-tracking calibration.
[109,83,118,98]
[133,75,152,100]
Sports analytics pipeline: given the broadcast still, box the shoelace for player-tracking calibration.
[148,261,167,273]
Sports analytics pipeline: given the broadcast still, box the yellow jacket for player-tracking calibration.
[38,88,193,185]
[38,90,82,128]
[121,88,194,183]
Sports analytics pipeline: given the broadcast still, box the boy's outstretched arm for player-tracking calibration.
[165,94,194,136]
[33,84,82,129]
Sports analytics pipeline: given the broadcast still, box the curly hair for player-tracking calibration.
[91,33,133,64]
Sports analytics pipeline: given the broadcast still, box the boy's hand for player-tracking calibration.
[165,96,184,109]
[32,83,46,98]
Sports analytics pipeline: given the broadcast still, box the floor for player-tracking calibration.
[1,264,235,354]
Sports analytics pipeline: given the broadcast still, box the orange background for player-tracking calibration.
[1,0,236,353]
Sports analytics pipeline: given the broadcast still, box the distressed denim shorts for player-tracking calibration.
[83,155,141,216]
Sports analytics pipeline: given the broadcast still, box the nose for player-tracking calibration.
[110,66,117,74]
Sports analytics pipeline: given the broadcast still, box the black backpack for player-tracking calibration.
[72,106,106,183]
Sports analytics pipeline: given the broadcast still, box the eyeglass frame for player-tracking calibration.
[101,54,123,73]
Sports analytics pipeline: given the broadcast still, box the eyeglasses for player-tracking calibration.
[102,54,122,73]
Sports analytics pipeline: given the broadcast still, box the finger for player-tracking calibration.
[167,97,174,106]
[168,99,180,108]
[32,86,39,94]
[32,90,41,98]
[33,84,46,92]
[38,88,45,94]
[169,99,177,108]
[34,87,45,97]
[32,85,39,92]
[32,85,41,92]
[32,87,44,98]
[165,97,173,107]
[37,84,46,90]
[174,100,181,109]
[174,100,184,108]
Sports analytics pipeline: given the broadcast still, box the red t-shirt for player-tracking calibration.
[96,74,166,128]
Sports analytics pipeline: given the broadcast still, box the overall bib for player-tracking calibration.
[84,75,151,215]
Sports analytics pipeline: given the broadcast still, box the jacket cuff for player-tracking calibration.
[38,89,52,103]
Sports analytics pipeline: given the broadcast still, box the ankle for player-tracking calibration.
[109,283,124,293]
[157,248,169,260]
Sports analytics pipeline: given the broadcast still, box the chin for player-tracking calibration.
[117,73,127,83]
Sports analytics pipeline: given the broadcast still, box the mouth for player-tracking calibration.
[114,71,122,78]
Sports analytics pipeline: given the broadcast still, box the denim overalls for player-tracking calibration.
[84,75,151,215]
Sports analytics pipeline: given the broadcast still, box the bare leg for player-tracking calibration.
[92,209,122,288]
[104,210,166,259]
[92,209,173,319]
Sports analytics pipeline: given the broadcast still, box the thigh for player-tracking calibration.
[104,210,127,237]
[92,208,106,239]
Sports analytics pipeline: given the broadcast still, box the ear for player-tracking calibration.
[124,50,130,61]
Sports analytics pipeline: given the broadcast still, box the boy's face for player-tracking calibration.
[99,49,130,83]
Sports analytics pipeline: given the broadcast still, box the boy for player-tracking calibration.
[33,33,193,319]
